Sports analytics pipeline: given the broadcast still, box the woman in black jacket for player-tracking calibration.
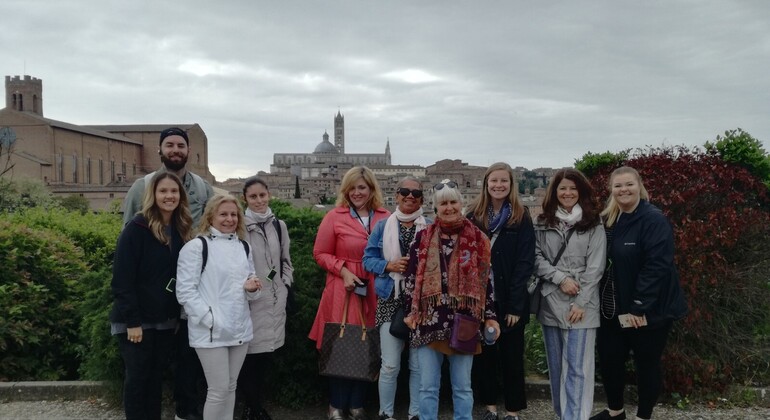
[110,172,193,420]
[590,167,687,420]
[467,162,535,420]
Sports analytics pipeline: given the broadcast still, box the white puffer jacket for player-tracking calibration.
[176,229,260,348]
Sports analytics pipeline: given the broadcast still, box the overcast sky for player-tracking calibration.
[2,1,769,181]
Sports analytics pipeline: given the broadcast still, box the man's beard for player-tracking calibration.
[161,153,188,171]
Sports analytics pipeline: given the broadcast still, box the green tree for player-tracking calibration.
[705,128,770,186]
[574,150,629,177]
[58,194,91,214]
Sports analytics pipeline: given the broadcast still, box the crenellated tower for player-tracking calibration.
[334,110,345,154]
[5,75,43,116]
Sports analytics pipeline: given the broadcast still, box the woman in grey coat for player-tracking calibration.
[534,169,606,420]
[238,177,294,420]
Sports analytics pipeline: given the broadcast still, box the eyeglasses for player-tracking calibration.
[433,181,457,191]
[398,188,423,198]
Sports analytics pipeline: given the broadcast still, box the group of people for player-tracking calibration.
[111,127,293,420]
[309,163,686,420]
[110,126,686,420]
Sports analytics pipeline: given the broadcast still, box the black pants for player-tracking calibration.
[117,328,174,420]
[238,352,273,412]
[472,322,527,412]
[329,377,367,410]
[174,319,205,416]
[596,318,672,419]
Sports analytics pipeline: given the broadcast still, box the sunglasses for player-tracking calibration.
[398,188,423,198]
[433,181,457,191]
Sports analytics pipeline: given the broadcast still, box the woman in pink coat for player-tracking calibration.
[309,166,390,420]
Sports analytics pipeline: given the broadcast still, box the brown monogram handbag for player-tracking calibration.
[318,292,381,382]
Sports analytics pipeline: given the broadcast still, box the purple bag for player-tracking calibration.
[449,313,480,354]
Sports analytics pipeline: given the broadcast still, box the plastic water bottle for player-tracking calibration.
[483,326,497,345]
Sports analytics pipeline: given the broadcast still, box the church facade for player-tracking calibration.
[0,75,214,210]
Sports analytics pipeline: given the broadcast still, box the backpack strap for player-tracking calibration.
[198,236,248,274]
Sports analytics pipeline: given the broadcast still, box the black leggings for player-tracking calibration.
[596,318,672,419]
[472,323,527,412]
[237,352,273,412]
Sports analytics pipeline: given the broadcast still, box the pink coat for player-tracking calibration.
[308,206,390,349]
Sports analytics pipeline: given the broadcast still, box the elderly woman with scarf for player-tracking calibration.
[403,179,500,420]
[466,162,535,420]
[364,176,430,420]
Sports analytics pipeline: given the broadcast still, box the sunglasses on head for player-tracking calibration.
[433,181,457,191]
[398,188,423,198]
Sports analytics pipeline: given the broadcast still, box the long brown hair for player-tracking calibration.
[538,168,601,232]
[140,172,193,244]
[468,162,526,230]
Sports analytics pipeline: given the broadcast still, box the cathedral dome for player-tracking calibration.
[314,131,339,154]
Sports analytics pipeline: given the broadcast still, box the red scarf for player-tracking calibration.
[411,218,491,323]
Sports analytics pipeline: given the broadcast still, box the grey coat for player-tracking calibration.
[243,212,294,354]
[534,222,606,329]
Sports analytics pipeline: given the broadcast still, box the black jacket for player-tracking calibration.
[469,210,536,326]
[110,215,183,327]
[607,200,687,326]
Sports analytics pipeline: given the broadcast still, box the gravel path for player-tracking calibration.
[1,399,769,420]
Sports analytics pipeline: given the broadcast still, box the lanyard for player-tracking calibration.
[352,208,371,236]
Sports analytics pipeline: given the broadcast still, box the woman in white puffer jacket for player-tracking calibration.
[177,195,262,420]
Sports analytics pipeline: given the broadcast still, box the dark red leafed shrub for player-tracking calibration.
[590,145,770,394]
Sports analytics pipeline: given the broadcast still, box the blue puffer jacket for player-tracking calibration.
[606,200,687,326]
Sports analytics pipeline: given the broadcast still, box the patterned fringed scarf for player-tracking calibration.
[411,218,491,323]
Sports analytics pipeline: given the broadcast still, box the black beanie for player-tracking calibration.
[159,127,189,146]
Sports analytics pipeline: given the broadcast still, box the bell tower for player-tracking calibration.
[334,110,344,154]
[5,75,44,116]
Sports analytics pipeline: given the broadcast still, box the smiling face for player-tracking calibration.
[396,179,423,215]
[556,178,579,212]
[347,178,372,211]
[245,182,270,214]
[159,135,189,171]
[154,177,180,221]
[211,201,240,233]
[436,197,463,224]
[487,169,511,204]
[611,172,642,212]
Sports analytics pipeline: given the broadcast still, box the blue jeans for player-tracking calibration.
[542,326,596,420]
[379,322,420,417]
[416,345,474,420]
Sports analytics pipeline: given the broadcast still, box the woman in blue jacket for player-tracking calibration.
[590,167,687,420]
[111,172,193,420]
[363,176,429,420]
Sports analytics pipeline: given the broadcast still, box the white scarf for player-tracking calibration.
[384,207,428,296]
[246,207,274,224]
[556,203,583,231]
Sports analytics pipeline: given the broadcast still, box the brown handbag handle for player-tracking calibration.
[339,292,368,341]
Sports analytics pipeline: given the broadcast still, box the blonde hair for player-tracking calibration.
[140,172,193,244]
[335,166,384,210]
[467,162,526,229]
[600,166,650,227]
[198,194,247,239]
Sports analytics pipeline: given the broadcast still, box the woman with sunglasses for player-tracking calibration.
[403,179,500,420]
[364,176,430,420]
[310,166,390,420]
[534,168,605,420]
[466,162,535,420]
